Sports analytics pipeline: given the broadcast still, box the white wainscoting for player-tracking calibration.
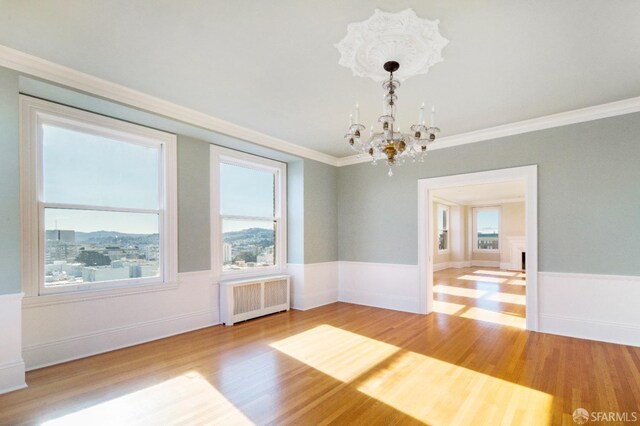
[538,272,640,346]
[22,271,220,370]
[0,292,26,394]
[434,261,471,271]
[338,261,420,313]
[471,260,501,268]
[287,262,339,310]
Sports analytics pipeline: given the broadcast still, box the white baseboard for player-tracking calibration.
[435,260,471,271]
[538,271,640,346]
[338,261,420,313]
[0,360,26,394]
[287,263,306,310]
[471,260,501,267]
[433,262,450,272]
[0,292,26,394]
[22,271,220,370]
[288,262,339,311]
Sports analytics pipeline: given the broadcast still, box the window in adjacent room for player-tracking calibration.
[20,96,177,296]
[437,204,449,253]
[210,146,286,277]
[473,207,500,252]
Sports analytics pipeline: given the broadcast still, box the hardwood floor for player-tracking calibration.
[1,269,639,425]
[433,266,526,328]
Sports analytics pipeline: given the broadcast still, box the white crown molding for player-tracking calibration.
[336,95,640,167]
[3,44,640,169]
[0,44,338,166]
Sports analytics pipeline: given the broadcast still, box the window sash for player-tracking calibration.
[473,207,500,253]
[20,95,177,297]
[211,145,287,279]
[38,204,165,294]
[437,205,449,253]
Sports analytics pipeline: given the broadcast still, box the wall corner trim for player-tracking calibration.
[0,292,26,395]
[0,44,338,166]
[336,96,640,166]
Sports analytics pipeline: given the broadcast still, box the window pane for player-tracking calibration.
[477,209,499,250]
[222,218,276,271]
[42,125,160,209]
[44,208,160,287]
[220,162,275,217]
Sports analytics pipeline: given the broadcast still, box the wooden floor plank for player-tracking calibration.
[1,267,639,425]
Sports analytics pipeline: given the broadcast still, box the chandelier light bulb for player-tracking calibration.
[337,9,447,176]
[343,61,441,175]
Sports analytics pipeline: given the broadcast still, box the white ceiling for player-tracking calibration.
[1,1,639,158]
[432,181,525,205]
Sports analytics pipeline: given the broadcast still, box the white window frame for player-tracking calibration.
[437,204,449,254]
[210,145,287,280]
[20,96,178,298]
[472,206,501,253]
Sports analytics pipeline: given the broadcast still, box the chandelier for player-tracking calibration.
[335,9,448,176]
[344,60,439,176]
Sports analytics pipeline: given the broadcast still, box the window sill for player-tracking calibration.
[218,267,288,283]
[23,280,179,309]
[437,249,450,255]
[473,249,500,254]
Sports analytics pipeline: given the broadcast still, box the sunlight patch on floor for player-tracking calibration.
[458,275,507,284]
[460,307,526,329]
[42,371,254,426]
[517,273,527,278]
[485,292,526,305]
[434,284,487,299]
[270,324,399,382]
[473,270,518,277]
[432,300,466,315]
[271,325,552,425]
[506,278,527,286]
[357,350,552,425]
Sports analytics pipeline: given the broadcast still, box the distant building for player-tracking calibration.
[223,243,233,263]
[257,246,275,265]
[46,229,75,243]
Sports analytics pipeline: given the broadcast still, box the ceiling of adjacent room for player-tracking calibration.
[1,0,639,158]
[432,181,525,205]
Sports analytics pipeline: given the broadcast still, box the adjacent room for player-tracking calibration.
[1,2,639,425]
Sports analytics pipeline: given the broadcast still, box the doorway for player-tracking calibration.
[417,166,538,331]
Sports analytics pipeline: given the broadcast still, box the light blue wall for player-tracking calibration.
[304,159,338,263]
[287,161,305,264]
[177,136,211,272]
[338,112,640,276]
[0,67,21,295]
[0,71,330,280]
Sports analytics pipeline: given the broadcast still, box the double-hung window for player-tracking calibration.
[473,207,500,252]
[437,204,449,253]
[20,96,177,296]
[210,146,286,277]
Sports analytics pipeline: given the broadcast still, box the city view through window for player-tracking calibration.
[42,124,163,287]
[220,162,277,271]
[476,209,500,250]
[44,221,160,286]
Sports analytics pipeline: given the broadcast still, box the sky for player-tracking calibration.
[43,124,275,234]
[476,210,499,234]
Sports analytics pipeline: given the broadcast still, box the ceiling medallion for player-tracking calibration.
[335,8,449,82]
[336,9,448,176]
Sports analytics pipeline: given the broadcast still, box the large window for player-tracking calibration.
[437,204,449,253]
[473,207,500,252]
[211,146,286,277]
[20,96,177,296]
